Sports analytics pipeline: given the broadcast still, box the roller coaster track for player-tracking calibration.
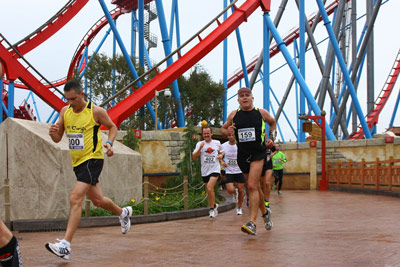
[0,0,89,111]
[350,48,400,139]
[226,0,344,89]
[11,0,89,56]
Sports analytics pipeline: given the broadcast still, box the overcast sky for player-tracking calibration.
[1,0,399,141]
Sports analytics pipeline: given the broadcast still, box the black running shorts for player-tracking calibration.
[261,159,273,176]
[73,159,104,185]
[202,173,220,183]
[225,173,246,184]
[237,150,266,174]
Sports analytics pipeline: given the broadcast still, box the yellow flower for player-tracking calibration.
[201,191,205,195]
[131,199,135,203]
[164,190,167,193]
[151,192,154,195]
[156,187,159,191]
[155,196,160,201]
[163,193,166,196]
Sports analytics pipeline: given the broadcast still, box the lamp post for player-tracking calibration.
[299,111,328,190]
[154,88,171,130]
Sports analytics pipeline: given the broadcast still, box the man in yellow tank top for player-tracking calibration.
[45,80,132,260]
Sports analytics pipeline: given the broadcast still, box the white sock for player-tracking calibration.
[61,239,71,248]
[119,208,127,218]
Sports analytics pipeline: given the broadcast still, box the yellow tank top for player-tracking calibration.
[64,102,104,167]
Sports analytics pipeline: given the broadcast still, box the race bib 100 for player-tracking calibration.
[238,128,256,142]
[67,133,84,150]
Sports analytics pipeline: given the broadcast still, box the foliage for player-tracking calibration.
[176,119,202,186]
[82,188,209,217]
[122,127,141,152]
[84,53,155,130]
[177,65,225,127]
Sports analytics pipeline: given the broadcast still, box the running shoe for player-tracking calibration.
[45,239,71,260]
[278,190,283,195]
[214,203,219,216]
[236,207,243,215]
[241,221,256,235]
[262,208,273,231]
[209,208,216,218]
[120,206,133,234]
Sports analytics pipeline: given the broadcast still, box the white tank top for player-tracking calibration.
[221,141,242,174]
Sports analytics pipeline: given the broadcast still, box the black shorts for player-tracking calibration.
[225,173,245,184]
[0,236,22,267]
[202,172,220,183]
[261,159,273,176]
[237,150,266,174]
[73,159,104,185]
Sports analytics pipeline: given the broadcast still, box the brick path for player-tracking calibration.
[15,191,400,266]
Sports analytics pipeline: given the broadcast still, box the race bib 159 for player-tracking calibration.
[238,128,256,142]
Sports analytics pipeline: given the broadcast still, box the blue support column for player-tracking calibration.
[112,19,117,105]
[222,0,228,123]
[263,12,271,137]
[131,11,137,58]
[264,13,336,141]
[389,86,400,128]
[230,1,249,88]
[315,0,371,139]
[7,80,14,118]
[168,0,177,43]
[155,0,185,127]
[79,27,112,79]
[175,2,181,53]
[299,0,306,142]
[138,0,145,67]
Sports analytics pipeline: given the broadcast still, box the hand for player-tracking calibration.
[49,124,59,136]
[199,142,205,149]
[227,125,236,135]
[265,139,274,147]
[104,143,114,157]
[222,162,228,168]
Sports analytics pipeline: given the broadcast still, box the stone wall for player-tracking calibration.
[116,130,186,173]
[0,118,142,221]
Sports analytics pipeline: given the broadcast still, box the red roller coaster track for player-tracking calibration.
[0,0,89,111]
[350,49,400,139]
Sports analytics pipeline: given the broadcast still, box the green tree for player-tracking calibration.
[177,65,225,127]
[84,53,154,130]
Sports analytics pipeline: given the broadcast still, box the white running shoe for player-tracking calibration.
[45,239,71,260]
[214,204,219,216]
[236,207,243,215]
[209,209,216,218]
[119,206,133,234]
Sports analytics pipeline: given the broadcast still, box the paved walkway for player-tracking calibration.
[15,191,400,267]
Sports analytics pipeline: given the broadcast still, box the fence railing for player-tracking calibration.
[3,174,206,221]
[327,157,400,191]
